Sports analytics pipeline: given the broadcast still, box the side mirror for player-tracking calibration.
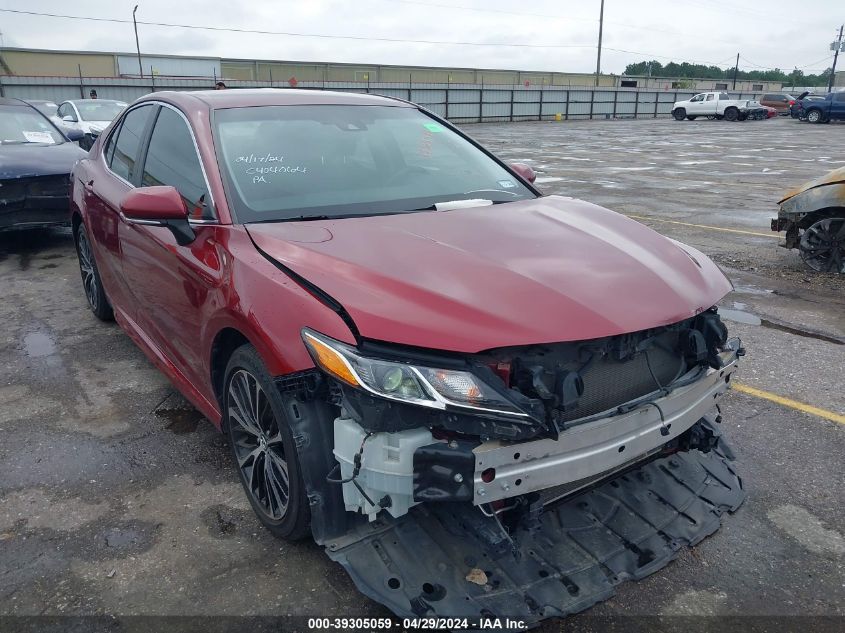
[62,114,76,122]
[120,186,195,245]
[510,162,537,184]
[64,127,85,142]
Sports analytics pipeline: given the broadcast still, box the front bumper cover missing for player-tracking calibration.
[473,357,737,504]
[327,422,745,625]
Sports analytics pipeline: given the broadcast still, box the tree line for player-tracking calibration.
[623,60,832,87]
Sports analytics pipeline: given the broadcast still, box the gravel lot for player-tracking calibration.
[1,115,843,629]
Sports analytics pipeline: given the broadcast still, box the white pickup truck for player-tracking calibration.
[672,91,749,121]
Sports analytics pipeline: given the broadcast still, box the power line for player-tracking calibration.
[0,8,595,49]
[0,7,791,72]
[795,54,834,70]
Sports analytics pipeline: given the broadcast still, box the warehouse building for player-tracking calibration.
[0,46,784,92]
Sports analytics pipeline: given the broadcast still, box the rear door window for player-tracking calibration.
[141,106,213,219]
[109,105,155,183]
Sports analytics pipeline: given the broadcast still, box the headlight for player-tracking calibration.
[301,329,526,418]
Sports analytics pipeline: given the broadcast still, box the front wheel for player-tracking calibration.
[75,223,113,321]
[672,108,686,121]
[806,109,823,124]
[224,345,311,541]
[723,107,739,122]
[799,217,845,273]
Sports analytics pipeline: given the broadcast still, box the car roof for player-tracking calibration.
[65,99,125,104]
[143,88,414,110]
[0,97,32,107]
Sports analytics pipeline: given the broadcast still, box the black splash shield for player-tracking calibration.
[326,446,745,625]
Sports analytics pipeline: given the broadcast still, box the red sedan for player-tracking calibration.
[70,89,743,623]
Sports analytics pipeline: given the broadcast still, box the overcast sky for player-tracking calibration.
[0,1,841,75]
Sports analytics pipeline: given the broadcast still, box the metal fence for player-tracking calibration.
[0,75,770,123]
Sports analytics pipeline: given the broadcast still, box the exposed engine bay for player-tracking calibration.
[322,309,741,522]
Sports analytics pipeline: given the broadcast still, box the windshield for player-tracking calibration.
[214,105,536,222]
[74,101,126,121]
[31,101,58,117]
[0,105,64,145]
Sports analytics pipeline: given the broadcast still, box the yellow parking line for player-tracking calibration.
[626,214,779,239]
[733,382,845,425]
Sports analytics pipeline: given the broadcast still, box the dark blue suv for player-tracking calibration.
[802,91,845,123]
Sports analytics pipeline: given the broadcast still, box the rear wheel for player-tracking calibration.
[75,224,113,321]
[672,108,686,121]
[686,115,697,120]
[723,107,739,122]
[806,109,823,124]
[224,344,311,540]
[799,217,845,273]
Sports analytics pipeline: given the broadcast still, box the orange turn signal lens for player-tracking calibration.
[303,333,360,387]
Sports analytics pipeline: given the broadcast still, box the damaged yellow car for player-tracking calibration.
[772,166,845,273]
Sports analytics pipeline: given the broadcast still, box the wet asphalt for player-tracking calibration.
[0,116,843,629]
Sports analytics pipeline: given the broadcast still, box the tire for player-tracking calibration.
[686,115,697,120]
[672,108,686,121]
[723,107,739,122]
[75,223,113,321]
[799,217,845,273]
[224,344,312,541]
[806,109,823,124]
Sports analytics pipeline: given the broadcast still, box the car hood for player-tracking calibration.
[0,142,88,180]
[779,166,845,204]
[246,196,732,353]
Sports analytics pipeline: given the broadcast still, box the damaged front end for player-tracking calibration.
[0,174,73,230]
[286,309,745,624]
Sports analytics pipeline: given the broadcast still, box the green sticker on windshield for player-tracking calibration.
[423,122,444,133]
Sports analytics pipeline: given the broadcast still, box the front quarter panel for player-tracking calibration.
[199,226,357,421]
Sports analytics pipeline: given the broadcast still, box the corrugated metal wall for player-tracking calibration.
[0,76,765,123]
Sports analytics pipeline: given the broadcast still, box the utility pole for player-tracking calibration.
[595,0,605,87]
[133,5,143,78]
[732,53,739,90]
[829,24,843,93]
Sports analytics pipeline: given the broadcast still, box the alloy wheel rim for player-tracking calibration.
[77,232,99,310]
[801,218,845,273]
[227,369,290,520]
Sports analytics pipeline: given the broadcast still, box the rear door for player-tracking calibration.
[117,103,219,390]
[83,104,157,311]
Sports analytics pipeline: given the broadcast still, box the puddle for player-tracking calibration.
[23,331,57,358]
[719,308,844,345]
[718,308,761,326]
[733,285,774,296]
[154,406,204,434]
